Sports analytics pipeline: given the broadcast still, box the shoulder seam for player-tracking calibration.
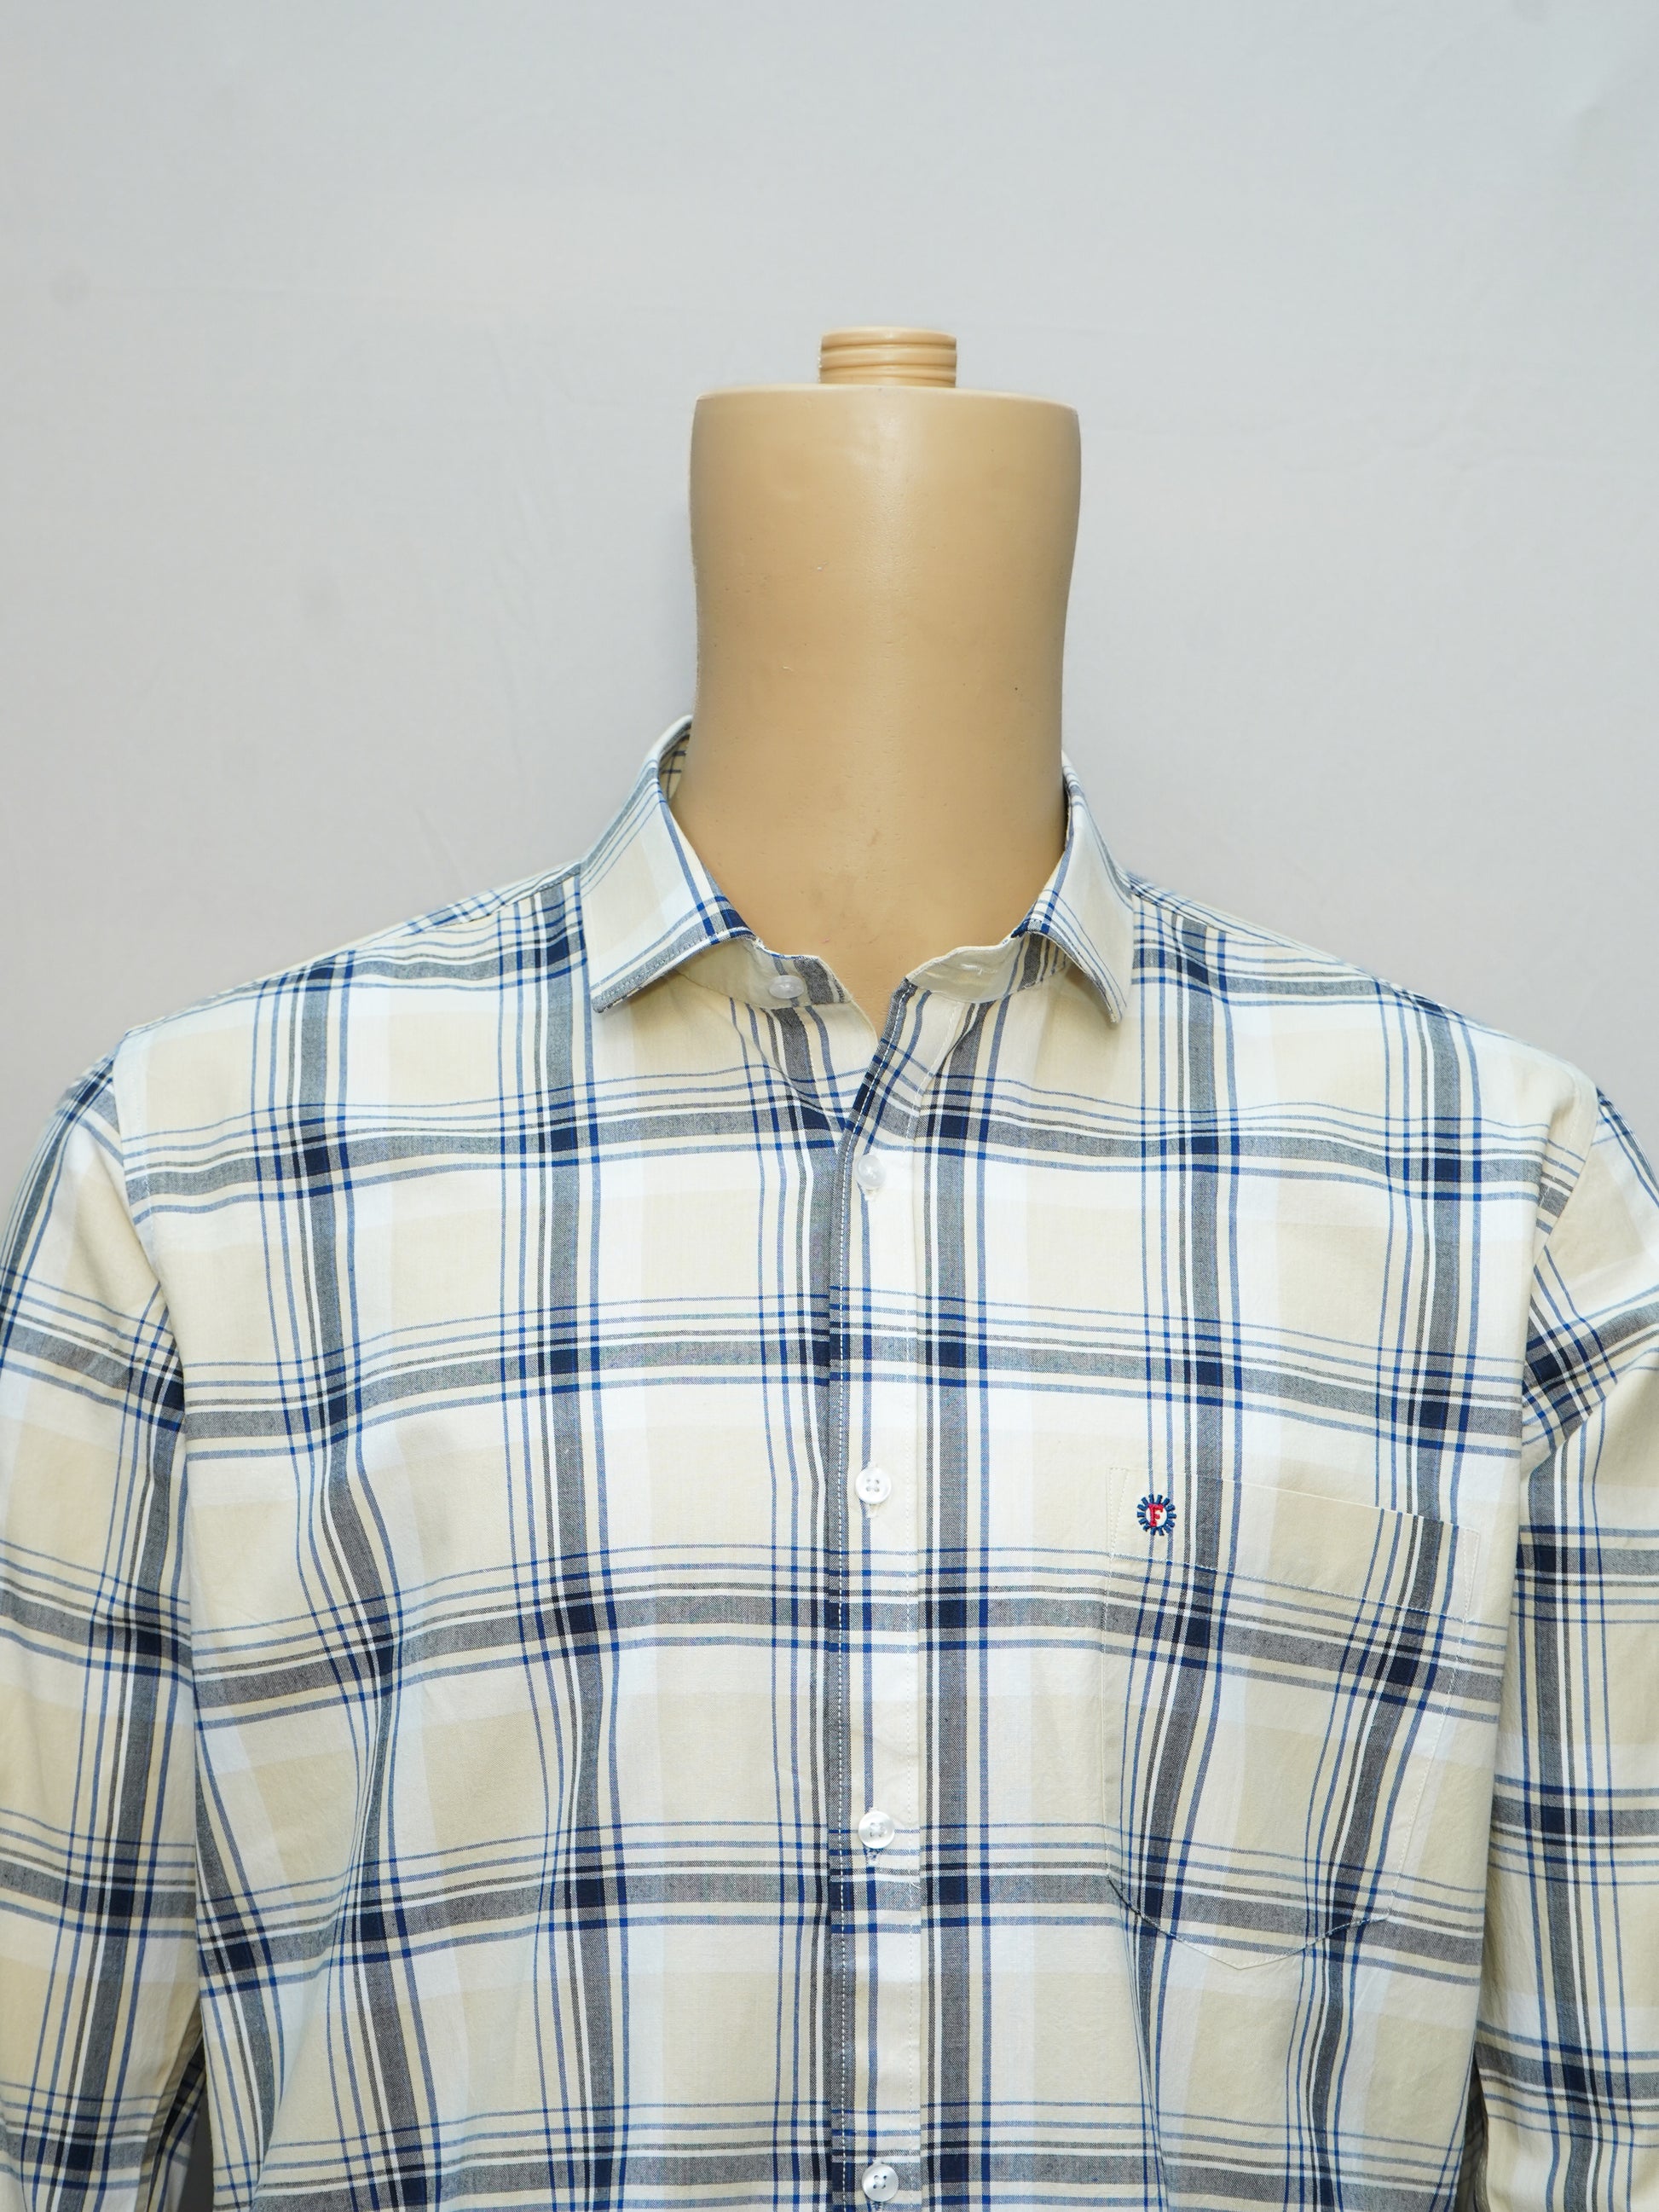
[1531,1067,1605,1262]
[113,859,581,1045]
[107,1039,171,1290]
[1129,872,1604,1082]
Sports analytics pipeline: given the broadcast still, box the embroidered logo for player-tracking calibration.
[1136,1492,1175,1537]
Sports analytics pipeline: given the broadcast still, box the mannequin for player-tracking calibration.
[668,326,1081,1028]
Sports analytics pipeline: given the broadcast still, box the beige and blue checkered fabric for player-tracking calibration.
[3,714,1656,2211]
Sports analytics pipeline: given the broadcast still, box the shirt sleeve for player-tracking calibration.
[1471,1087,1659,2210]
[0,1057,201,2212]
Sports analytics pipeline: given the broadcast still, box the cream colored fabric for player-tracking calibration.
[3,714,1656,2211]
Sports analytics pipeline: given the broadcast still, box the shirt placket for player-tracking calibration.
[830,980,981,2211]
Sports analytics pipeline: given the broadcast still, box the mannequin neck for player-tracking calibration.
[668,380,1080,1029]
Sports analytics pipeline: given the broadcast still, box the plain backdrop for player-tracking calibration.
[3,6,1657,2200]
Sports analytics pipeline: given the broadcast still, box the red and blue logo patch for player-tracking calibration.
[1136,1492,1175,1536]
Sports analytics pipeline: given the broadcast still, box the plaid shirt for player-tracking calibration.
[3,713,1656,2212]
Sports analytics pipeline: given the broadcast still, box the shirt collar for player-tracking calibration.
[580,713,1136,1022]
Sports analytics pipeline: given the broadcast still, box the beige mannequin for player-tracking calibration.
[668,327,1082,1030]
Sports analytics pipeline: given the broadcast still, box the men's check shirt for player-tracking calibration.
[3,713,1657,2212]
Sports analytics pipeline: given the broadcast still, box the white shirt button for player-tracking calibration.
[768,972,805,1002]
[858,1808,896,1851]
[854,1150,887,1193]
[861,2163,899,2203]
[855,1465,892,1508]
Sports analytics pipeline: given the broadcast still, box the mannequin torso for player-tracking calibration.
[668,327,1080,1030]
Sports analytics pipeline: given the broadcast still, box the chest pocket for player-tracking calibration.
[1101,1462,1480,1966]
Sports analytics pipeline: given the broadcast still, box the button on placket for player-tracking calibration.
[858,1807,897,1851]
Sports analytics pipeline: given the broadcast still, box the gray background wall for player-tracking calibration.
[2,5,1656,2201]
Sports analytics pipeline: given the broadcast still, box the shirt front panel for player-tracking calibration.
[20,712,1648,2212]
[105,750,1579,2212]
